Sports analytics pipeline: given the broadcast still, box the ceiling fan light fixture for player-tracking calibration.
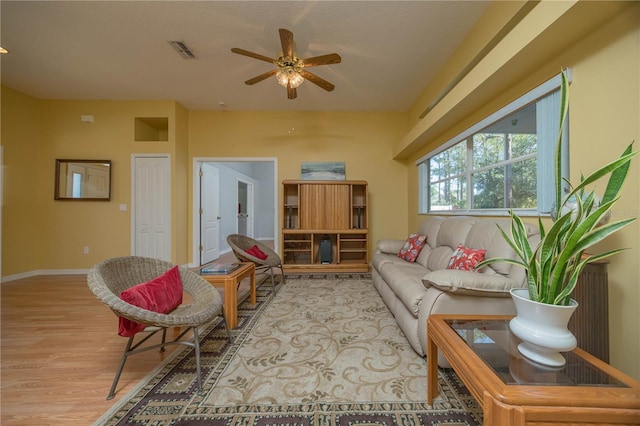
[276,67,304,88]
[231,28,340,98]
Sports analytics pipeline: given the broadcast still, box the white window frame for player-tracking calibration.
[417,70,571,216]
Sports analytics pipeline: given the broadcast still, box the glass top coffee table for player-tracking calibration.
[426,315,640,425]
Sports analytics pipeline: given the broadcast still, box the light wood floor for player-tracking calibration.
[0,247,268,425]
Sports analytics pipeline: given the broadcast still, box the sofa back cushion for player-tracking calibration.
[415,217,445,267]
[437,217,476,248]
[419,216,477,271]
[464,219,514,275]
[425,246,454,271]
[415,215,540,287]
[417,216,445,249]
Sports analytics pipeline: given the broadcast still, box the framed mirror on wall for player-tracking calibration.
[54,159,112,201]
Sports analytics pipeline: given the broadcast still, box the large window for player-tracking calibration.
[418,72,569,215]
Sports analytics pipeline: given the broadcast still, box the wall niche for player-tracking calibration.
[134,117,169,141]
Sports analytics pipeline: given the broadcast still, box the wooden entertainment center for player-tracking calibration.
[281,180,368,272]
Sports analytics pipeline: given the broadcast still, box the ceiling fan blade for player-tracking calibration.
[279,28,294,58]
[245,69,278,85]
[303,53,342,67]
[287,85,297,99]
[231,48,274,64]
[298,70,335,92]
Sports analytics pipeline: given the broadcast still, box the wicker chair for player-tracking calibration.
[87,256,232,400]
[226,234,285,293]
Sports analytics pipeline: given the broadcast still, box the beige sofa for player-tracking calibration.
[371,215,540,360]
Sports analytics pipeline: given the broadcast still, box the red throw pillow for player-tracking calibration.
[118,266,184,337]
[397,234,427,263]
[245,245,268,260]
[447,244,486,271]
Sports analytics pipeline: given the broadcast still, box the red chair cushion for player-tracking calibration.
[245,245,268,260]
[118,266,184,337]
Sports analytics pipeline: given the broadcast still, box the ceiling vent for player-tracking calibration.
[168,41,196,59]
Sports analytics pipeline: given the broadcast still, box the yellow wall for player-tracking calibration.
[1,87,41,273]
[569,7,639,380]
[405,2,639,378]
[1,99,407,274]
[173,102,190,265]
[187,110,408,257]
[0,94,186,272]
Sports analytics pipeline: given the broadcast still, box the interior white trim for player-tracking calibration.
[191,157,278,268]
[1,269,90,283]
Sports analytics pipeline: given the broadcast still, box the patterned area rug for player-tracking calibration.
[95,274,482,425]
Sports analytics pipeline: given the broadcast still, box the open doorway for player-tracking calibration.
[236,179,254,236]
[192,157,278,267]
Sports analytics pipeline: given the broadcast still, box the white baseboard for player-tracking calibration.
[0,246,264,283]
[2,269,90,283]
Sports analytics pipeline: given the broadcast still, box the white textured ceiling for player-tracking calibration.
[1,1,490,111]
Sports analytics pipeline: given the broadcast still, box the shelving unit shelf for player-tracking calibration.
[282,180,368,273]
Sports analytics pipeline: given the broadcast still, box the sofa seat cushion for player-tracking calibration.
[423,269,523,297]
[377,260,429,316]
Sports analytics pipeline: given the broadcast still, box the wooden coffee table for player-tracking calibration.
[198,262,256,329]
[427,314,640,425]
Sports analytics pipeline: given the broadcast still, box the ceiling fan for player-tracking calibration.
[231,28,341,99]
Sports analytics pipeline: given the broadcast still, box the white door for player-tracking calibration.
[236,181,255,237]
[200,163,220,264]
[133,156,171,261]
[245,181,255,237]
[237,180,248,235]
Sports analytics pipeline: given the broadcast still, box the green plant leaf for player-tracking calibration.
[573,218,635,254]
[555,69,570,211]
[602,142,635,204]
[554,260,588,305]
[565,150,638,203]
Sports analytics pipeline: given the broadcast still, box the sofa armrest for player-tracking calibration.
[422,269,521,298]
[376,239,405,255]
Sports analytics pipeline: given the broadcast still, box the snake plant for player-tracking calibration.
[477,70,638,305]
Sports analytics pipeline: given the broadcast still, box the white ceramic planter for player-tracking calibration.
[509,288,578,367]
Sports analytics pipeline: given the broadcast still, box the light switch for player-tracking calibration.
[119,204,127,211]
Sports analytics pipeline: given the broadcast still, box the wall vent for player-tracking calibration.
[168,41,196,59]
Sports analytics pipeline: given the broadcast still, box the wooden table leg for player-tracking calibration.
[199,263,255,330]
[224,276,238,329]
[427,327,439,404]
[249,265,256,305]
